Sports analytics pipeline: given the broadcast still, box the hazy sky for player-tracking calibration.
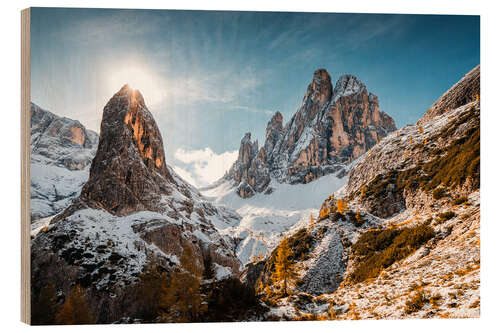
[30,8,479,187]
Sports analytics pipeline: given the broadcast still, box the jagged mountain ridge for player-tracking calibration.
[31,85,243,323]
[225,69,396,198]
[30,103,99,221]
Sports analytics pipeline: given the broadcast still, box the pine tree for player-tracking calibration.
[360,185,367,198]
[32,282,58,325]
[159,246,203,322]
[272,238,298,296]
[136,258,169,322]
[354,211,363,227]
[55,285,94,325]
[337,199,347,215]
[319,206,330,218]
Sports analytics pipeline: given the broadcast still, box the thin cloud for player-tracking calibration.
[232,105,275,115]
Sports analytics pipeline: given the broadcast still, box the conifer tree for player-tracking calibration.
[319,206,330,218]
[354,211,363,226]
[159,246,203,322]
[272,237,298,296]
[55,285,94,325]
[337,199,347,214]
[136,258,169,322]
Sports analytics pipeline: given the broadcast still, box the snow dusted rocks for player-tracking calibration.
[226,69,396,198]
[30,103,99,220]
[31,85,242,323]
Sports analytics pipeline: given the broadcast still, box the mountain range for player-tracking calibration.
[30,65,480,323]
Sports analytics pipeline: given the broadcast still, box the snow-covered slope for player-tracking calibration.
[201,163,356,265]
[30,103,98,221]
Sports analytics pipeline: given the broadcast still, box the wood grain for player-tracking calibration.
[21,7,31,325]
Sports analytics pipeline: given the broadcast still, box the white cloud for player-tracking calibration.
[172,147,238,188]
[172,165,198,187]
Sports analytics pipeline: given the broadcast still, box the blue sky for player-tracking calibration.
[30,8,479,187]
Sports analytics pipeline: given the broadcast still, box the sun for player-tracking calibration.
[105,61,165,106]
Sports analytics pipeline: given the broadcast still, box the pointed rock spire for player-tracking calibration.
[80,84,174,215]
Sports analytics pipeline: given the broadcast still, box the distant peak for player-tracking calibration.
[332,74,366,100]
[312,69,332,85]
[241,132,252,144]
[308,69,333,105]
[271,111,283,122]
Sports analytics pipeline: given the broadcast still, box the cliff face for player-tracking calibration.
[31,85,242,323]
[227,69,396,197]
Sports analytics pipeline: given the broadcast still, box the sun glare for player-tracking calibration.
[106,62,165,106]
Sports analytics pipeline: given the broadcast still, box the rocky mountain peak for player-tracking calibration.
[80,85,174,215]
[266,111,283,133]
[224,68,397,198]
[332,74,366,101]
[309,69,333,106]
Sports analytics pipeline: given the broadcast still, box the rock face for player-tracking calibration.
[419,65,480,124]
[31,85,242,323]
[80,85,174,216]
[226,69,396,197]
[30,103,99,220]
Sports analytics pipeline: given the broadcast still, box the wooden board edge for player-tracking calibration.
[21,7,31,325]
